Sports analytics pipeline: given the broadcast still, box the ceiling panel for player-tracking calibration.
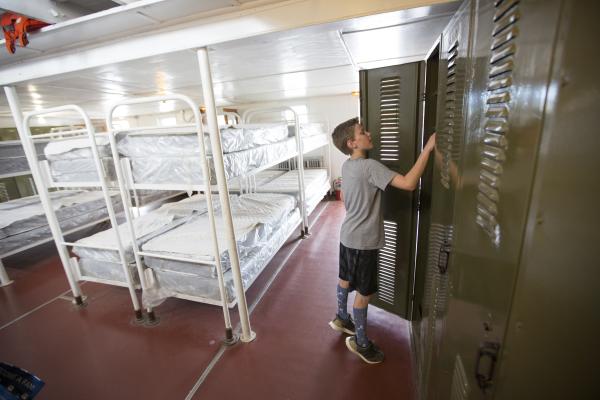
[0,2,461,125]
[342,15,451,67]
[209,30,350,82]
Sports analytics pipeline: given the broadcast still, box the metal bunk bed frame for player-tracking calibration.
[2,91,146,323]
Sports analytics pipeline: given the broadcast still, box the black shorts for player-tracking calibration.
[338,242,379,296]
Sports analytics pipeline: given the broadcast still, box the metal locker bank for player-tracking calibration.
[415,0,599,399]
[358,0,598,398]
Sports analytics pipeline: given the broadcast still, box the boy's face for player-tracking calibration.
[347,123,373,152]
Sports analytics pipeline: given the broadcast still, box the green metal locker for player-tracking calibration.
[423,0,586,398]
[417,1,476,398]
[359,62,424,318]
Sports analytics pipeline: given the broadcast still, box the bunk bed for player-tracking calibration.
[5,103,147,320]
[3,46,332,342]
[105,97,315,307]
[0,132,181,287]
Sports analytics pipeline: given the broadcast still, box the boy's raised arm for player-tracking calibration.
[390,133,436,191]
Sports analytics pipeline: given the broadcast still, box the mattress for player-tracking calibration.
[44,136,116,183]
[253,170,286,187]
[143,193,295,260]
[0,190,119,240]
[72,194,218,265]
[116,124,289,156]
[288,122,327,138]
[143,200,300,305]
[0,203,119,256]
[133,190,183,207]
[0,141,46,176]
[255,169,328,195]
[126,137,298,186]
[256,169,329,210]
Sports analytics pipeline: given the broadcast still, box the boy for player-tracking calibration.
[329,117,436,364]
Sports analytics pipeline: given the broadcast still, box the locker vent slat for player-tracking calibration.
[377,220,398,305]
[379,77,401,162]
[476,1,520,246]
[440,39,464,189]
[450,355,470,400]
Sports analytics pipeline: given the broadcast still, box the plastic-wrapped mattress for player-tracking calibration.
[124,138,298,186]
[255,169,329,211]
[287,122,327,138]
[43,136,116,183]
[117,124,289,156]
[0,190,122,255]
[72,194,218,268]
[140,193,298,305]
[0,140,46,176]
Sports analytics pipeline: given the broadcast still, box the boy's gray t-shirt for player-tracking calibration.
[340,158,396,250]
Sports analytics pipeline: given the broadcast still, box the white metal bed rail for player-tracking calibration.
[242,106,309,235]
[3,88,143,319]
[107,91,242,343]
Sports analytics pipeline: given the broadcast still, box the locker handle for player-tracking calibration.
[475,341,500,392]
[437,242,451,274]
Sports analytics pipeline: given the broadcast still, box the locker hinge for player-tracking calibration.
[419,92,427,102]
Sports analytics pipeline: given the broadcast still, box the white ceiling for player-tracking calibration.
[0,1,459,124]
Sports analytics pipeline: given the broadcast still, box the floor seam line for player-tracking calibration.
[0,281,88,331]
[183,201,332,400]
[0,288,74,331]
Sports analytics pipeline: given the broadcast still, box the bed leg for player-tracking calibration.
[145,310,160,327]
[73,295,86,307]
[223,327,238,346]
[301,227,311,239]
[0,260,14,287]
[134,309,144,324]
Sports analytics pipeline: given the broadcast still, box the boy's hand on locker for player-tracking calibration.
[425,133,436,153]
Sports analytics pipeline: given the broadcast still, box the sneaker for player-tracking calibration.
[329,314,356,335]
[345,336,384,364]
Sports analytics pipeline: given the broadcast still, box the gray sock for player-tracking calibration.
[353,306,368,347]
[336,284,349,320]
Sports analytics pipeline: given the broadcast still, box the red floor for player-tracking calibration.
[0,199,415,400]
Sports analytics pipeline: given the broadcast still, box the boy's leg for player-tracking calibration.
[330,279,356,334]
[337,279,350,320]
[346,291,384,364]
[353,293,370,347]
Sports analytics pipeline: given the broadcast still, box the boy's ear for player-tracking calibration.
[346,138,354,150]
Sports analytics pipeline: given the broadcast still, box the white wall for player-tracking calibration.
[236,93,359,182]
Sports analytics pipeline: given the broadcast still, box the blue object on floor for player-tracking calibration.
[0,362,44,400]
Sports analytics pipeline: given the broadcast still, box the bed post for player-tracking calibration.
[0,259,13,287]
[197,47,255,343]
[4,86,84,305]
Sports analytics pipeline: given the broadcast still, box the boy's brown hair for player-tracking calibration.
[332,117,359,155]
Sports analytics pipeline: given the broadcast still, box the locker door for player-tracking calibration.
[417,1,475,398]
[430,0,563,398]
[359,62,423,318]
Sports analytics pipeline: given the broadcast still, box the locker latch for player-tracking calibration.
[437,241,451,274]
[475,341,500,392]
